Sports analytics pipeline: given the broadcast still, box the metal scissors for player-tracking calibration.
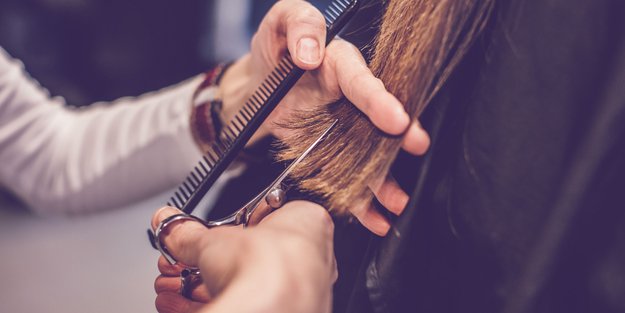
[152,119,337,298]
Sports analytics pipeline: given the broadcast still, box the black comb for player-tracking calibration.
[169,0,360,215]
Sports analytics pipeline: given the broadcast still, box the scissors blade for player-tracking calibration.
[209,119,339,227]
[269,119,338,189]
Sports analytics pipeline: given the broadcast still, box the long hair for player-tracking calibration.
[279,0,495,214]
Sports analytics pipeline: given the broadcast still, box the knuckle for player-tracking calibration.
[324,49,340,72]
[331,38,352,51]
[348,74,372,108]
[269,0,290,17]
[371,76,384,88]
[171,228,190,255]
[151,207,170,230]
[154,276,161,292]
[157,256,180,275]
[298,5,325,21]
[154,276,170,293]
[327,41,358,67]
[308,203,334,230]
[350,72,369,86]
[284,201,334,233]
[157,257,169,273]
[330,39,361,58]
[289,6,325,29]
[311,209,335,238]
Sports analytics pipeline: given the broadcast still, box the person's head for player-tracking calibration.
[279,0,495,214]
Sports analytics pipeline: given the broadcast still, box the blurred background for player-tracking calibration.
[0,0,330,106]
[0,1,332,313]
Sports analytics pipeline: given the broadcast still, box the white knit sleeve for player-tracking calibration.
[0,47,204,215]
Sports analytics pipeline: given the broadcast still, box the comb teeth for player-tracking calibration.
[325,0,350,25]
[167,0,358,212]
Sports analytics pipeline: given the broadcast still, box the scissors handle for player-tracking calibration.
[148,119,337,253]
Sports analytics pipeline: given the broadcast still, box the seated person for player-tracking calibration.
[153,0,625,312]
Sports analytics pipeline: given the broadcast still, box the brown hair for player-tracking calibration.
[278,0,495,214]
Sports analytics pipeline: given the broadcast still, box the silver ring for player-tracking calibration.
[180,267,201,299]
[153,213,207,265]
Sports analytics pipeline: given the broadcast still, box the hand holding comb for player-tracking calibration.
[149,0,360,248]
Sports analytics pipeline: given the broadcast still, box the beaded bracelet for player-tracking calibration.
[189,62,233,153]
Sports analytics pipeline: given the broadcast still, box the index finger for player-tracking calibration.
[327,40,410,135]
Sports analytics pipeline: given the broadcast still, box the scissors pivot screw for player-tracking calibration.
[265,187,287,209]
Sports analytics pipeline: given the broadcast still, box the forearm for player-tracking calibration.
[0,48,205,214]
[40,79,204,214]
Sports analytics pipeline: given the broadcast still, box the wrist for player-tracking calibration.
[218,54,272,143]
[190,54,273,153]
[189,63,233,152]
[219,54,254,129]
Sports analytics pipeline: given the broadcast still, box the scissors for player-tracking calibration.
[152,119,337,298]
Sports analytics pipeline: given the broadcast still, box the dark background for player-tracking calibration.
[0,0,330,106]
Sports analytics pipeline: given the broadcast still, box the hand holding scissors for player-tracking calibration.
[152,120,337,300]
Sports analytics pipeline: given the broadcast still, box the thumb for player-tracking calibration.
[151,206,214,267]
[263,0,327,69]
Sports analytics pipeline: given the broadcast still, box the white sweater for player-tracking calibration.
[0,47,203,215]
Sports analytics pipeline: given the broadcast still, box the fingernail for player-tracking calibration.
[297,37,320,64]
